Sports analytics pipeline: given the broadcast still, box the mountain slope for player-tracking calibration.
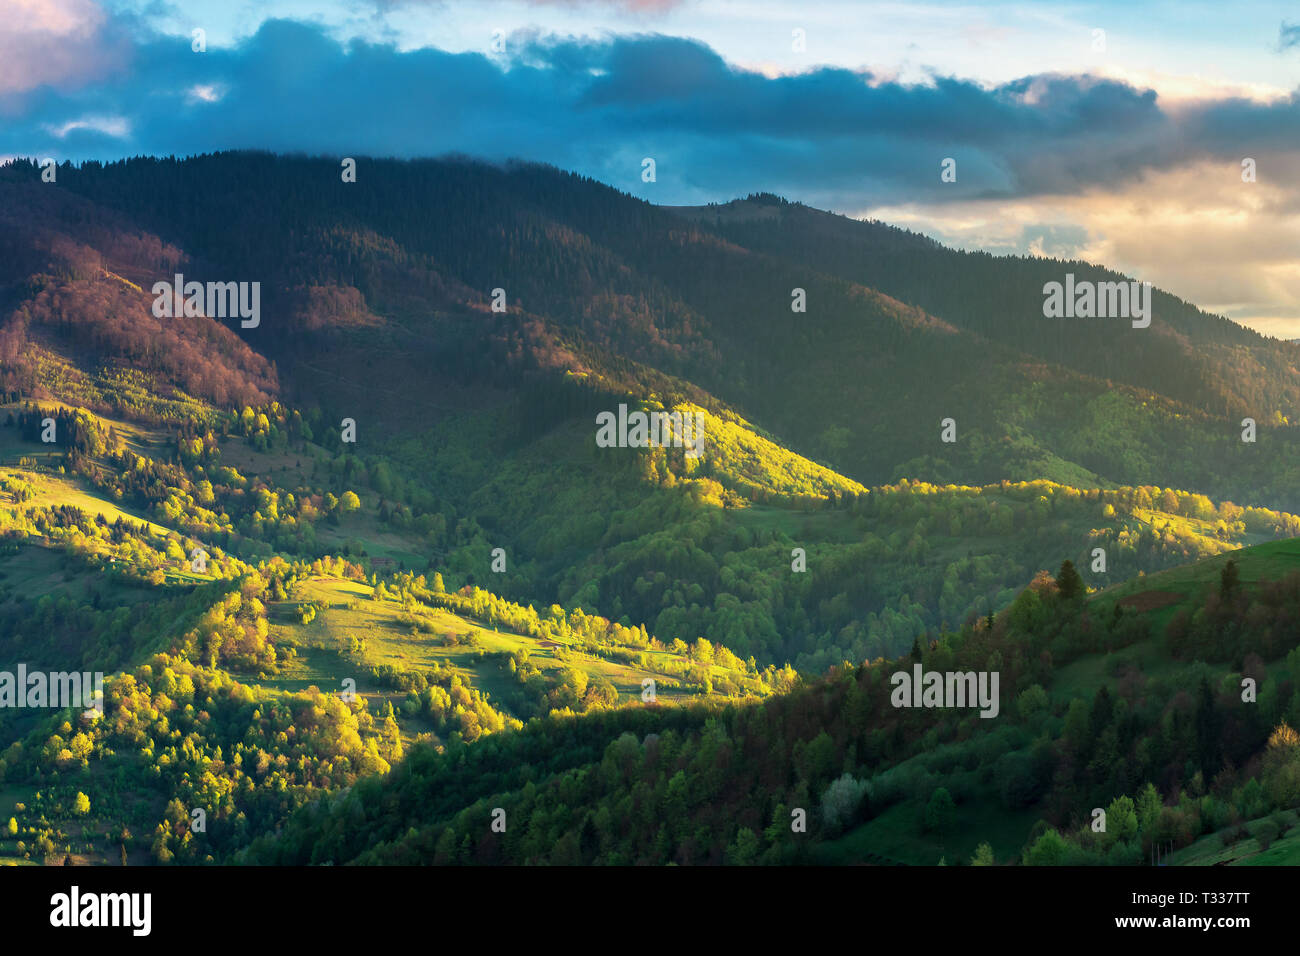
[2,154,1299,673]
[9,154,1295,511]
[243,538,1300,866]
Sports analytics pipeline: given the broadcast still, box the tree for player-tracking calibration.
[1023,828,1069,865]
[1016,684,1049,720]
[970,842,995,866]
[339,490,361,514]
[1269,722,1300,749]
[1008,586,1046,633]
[5,817,16,836]
[1254,817,1281,851]
[924,787,956,834]
[1089,685,1115,738]
[72,792,90,816]
[1056,559,1084,601]
[1136,783,1162,833]
[1194,677,1222,775]
[821,773,869,833]
[726,828,760,865]
[1220,559,1241,601]
[1105,795,1139,844]
[996,751,1043,809]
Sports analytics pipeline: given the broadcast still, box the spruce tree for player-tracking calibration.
[1219,559,1241,601]
[1057,559,1084,601]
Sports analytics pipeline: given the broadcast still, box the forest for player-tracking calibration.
[246,554,1300,866]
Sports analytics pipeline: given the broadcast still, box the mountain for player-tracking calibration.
[0,152,1298,868]
[11,155,1297,504]
[3,155,1298,669]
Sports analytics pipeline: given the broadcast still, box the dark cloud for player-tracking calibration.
[3,16,1297,210]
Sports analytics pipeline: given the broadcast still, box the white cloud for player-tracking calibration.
[187,84,225,104]
[44,115,132,138]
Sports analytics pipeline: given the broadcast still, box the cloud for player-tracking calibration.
[3,17,1296,210]
[862,160,1300,338]
[44,114,131,138]
[1280,20,1300,51]
[3,15,1299,332]
[0,0,133,96]
[507,0,687,9]
[1019,223,1090,258]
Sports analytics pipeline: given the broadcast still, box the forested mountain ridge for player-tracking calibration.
[675,194,1286,407]
[5,153,1295,511]
[2,153,1299,674]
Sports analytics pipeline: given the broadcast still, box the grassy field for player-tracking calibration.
[256,576,740,725]
[1090,537,1300,636]
[0,542,132,604]
[1165,810,1300,865]
[211,431,430,568]
[211,433,325,497]
[0,467,170,535]
[0,467,221,587]
[812,788,1040,866]
[0,409,430,580]
[813,537,1300,868]
[0,401,167,463]
[1041,537,1300,703]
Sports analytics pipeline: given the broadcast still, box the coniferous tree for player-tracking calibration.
[1220,559,1241,601]
[1056,559,1084,601]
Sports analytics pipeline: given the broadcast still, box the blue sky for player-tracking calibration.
[4,0,1299,335]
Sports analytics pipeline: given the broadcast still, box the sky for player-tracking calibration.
[3,0,1299,336]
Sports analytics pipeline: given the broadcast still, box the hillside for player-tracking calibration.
[5,156,1297,509]
[6,154,1298,674]
[243,539,1300,866]
[0,438,780,866]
